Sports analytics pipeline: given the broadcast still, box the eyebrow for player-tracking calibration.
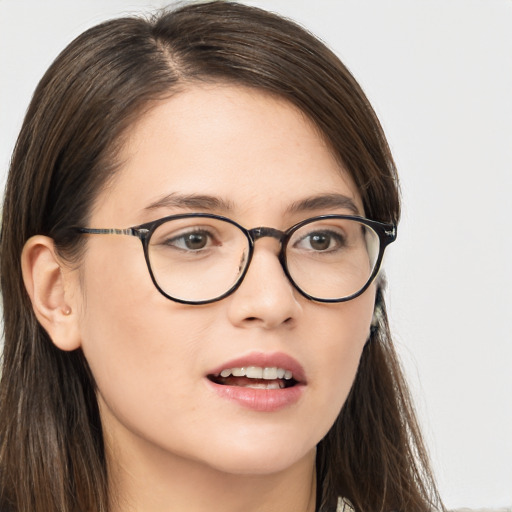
[286,193,361,215]
[143,192,361,216]
[144,193,235,213]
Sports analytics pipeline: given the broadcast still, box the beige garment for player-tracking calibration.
[337,499,512,512]
[336,497,355,512]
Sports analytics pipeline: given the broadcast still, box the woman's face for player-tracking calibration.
[72,84,375,476]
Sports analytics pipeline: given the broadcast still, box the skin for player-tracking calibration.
[23,84,375,512]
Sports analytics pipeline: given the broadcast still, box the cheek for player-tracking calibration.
[305,290,374,421]
[76,241,195,412]
[78,237,150,351]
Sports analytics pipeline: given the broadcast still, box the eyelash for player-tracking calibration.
[294,229,346,252]
[164,229,218,251]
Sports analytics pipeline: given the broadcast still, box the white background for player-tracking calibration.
[1,1,511,509]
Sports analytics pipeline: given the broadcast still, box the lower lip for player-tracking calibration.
[206,380,305,412]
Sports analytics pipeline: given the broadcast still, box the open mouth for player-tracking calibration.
[208,366,298,389]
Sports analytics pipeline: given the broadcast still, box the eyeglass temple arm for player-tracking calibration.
[76,227,149,239]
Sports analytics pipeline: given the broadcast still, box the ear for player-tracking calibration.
[21,235,82,351]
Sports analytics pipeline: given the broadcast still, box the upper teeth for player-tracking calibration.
[219,367,293,380]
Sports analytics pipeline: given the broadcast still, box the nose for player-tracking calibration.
[226,239,302,329]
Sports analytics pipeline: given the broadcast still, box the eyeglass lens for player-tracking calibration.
[147,216,380,303]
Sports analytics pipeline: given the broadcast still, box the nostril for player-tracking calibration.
[242,316,293,326]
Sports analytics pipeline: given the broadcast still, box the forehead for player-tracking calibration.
[92,84,363,225]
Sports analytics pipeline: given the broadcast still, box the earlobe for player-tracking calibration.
[21,235,82,351]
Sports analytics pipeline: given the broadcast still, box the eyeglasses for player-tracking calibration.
[76,213,396,305]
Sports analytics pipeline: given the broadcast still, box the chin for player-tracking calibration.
[202,444,317,477]
[188,425,320,477]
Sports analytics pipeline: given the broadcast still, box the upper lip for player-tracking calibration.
[207,351,306,384]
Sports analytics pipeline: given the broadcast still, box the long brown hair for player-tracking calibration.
[0,2,443,511]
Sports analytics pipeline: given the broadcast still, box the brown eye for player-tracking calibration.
[294,230,344,252]
[165,230,214,251]
[183,232,208,250]
[309,233,331,251]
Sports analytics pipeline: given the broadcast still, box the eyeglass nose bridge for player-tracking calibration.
[243,226,291,290]
[248,226,286,243]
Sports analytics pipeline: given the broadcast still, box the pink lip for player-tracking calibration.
[206,351,306,412]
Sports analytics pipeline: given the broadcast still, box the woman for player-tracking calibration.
[0,2,443,511]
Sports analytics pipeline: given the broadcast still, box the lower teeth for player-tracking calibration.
[242,381,283,390]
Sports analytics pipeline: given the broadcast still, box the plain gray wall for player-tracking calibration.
[1,1,511,508]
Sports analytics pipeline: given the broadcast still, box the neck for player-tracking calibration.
[105,427,317,512]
